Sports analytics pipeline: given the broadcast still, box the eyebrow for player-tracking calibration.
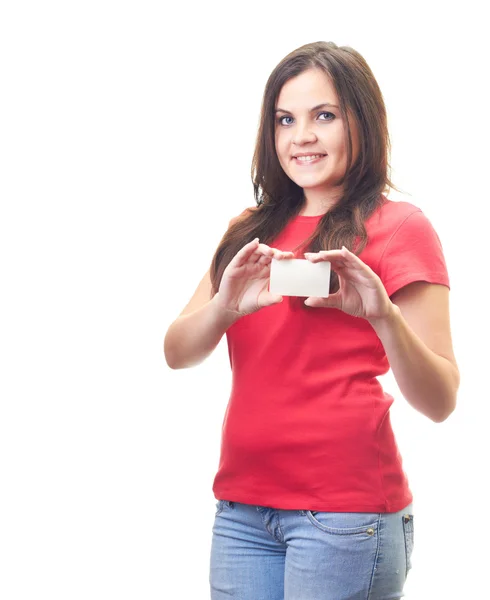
[274,102,339,114]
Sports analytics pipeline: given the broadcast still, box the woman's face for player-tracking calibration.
[274,68,359,200]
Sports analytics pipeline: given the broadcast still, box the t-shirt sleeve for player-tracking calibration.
[378,209,450,298]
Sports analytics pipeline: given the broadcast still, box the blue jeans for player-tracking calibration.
[210,500,414,599]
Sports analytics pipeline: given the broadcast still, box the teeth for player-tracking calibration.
[296,154,324,161]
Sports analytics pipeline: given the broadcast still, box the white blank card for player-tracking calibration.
[269,258,331,297]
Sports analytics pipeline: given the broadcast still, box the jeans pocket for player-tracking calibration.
[402,514,414,577]
[305,510,380,536]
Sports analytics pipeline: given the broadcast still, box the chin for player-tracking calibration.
[292,175,333,187]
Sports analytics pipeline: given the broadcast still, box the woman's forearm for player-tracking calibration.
[369,304,460,423]
[164,294,241,369]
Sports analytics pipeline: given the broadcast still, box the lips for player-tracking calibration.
[292,153,327,159]
[293,154,327,166]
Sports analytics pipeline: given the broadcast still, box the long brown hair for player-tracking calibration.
[210,41,397,296]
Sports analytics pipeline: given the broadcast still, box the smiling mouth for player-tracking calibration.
[293,154,327,165]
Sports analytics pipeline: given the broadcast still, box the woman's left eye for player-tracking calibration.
[318,111,335,121]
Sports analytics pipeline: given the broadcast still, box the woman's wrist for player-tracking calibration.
[210,293,243,326]
[367,301,400,333]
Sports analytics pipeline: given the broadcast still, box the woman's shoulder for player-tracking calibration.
[228,205,258,227]
[367,197,429,238]
[362,197,439,258]
[376,197,423,223]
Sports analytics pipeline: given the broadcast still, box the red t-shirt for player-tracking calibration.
[212,198,450,512]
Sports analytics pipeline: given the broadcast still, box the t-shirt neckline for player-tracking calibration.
[292,213,327,223]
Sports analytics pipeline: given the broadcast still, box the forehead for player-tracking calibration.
[275,68,338,110]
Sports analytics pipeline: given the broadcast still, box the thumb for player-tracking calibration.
[260,291,284,307]
[305,293,341,309]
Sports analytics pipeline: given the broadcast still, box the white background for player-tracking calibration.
[1,1,488,598]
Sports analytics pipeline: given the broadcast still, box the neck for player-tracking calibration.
[298,190,342,216]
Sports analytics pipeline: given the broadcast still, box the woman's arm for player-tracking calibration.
[303,247,460,423]
[164,270,240,370]
[369,281,460,422]
[164,239,293,370]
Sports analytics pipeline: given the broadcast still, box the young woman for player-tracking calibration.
[164,41,459,600]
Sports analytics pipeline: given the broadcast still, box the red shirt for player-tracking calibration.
[212,198,450,512]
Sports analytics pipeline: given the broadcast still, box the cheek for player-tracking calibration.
[275,130,284,150]
[327,124,348,154]
[275,135,289,163]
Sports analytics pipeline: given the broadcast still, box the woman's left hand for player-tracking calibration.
[303,246,393,322]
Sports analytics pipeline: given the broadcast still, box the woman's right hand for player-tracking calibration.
[215,238,294,317]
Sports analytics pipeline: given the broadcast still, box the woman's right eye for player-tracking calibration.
[278,116,293,126]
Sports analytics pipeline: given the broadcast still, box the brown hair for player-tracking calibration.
[210,41,397,296]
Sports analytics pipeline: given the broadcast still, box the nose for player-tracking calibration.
[293,119,317,145]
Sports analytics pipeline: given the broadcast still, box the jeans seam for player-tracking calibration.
[402,514,413,579]
[366,512,382,599]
